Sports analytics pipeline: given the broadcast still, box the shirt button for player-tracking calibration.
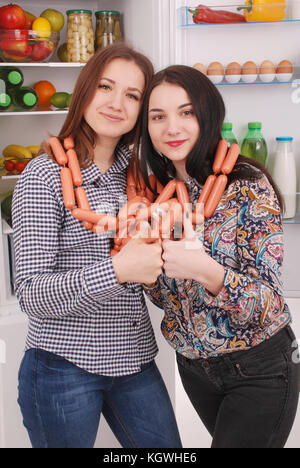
[132,321,138,328]
[202,361,209,369]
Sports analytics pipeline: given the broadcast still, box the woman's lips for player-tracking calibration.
[101,112,124,122]
[166,140,187,148]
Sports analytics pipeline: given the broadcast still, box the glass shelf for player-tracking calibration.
[0,62,85,68]
[0,109,68,116]
[178,4,300,27]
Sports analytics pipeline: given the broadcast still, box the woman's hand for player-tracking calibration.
[162,211,225,296]
[112,224,163,286]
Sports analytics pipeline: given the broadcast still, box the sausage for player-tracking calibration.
[72,208,107,224]
[110,249,119,257]
[67,149,82,186]
[117,196,144,222]
[127,167,136,187]
[221,143,240,175]
[212,139,228,174]
[63,136,75,150]
[127,186,137,201]
[204,174,228,218]
[145,174,157,202]
[60,167,75,210]
[48,136,68,166]
[75,187,92,230]
[176,181,192,214]
[156,180,164,194]
[155,180,177,204]
[197,175,216,205]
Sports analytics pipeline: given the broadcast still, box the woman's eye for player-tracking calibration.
[127,93,139,101]
[182,110,194,117]
[152,114,164,121]
[98,84,110,90]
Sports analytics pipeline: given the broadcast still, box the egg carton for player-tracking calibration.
[193,59,294,84]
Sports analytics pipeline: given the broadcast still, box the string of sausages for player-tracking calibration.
[48,136,240,256]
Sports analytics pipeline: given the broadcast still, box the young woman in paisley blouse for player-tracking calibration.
[139,65,300,448]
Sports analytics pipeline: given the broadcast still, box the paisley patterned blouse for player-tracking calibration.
[143,172,291,360]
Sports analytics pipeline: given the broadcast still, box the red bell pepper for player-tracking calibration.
[0,30,31,57]
[189,5,246,23]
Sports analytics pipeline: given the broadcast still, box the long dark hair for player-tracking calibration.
[41,43,154,172]
[139,65,283,209]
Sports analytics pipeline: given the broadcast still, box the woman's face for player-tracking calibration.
[84,58,145,145]
[148,82,200,173]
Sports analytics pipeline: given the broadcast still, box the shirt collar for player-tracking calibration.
[81,143,132,185]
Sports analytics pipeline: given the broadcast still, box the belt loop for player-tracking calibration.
[224,356,236,377]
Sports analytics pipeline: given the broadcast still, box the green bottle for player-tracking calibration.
[0,67,24,90]
[221,122,238,147]
[0,91,12,111]
[11,86,38,110]
[241,122,268,166]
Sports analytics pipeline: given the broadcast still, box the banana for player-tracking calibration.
[26,145,40,157]
[2,144,32,160]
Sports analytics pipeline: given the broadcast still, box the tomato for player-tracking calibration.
[0,30,30,58]
[30,40,54,61]
[15,161,26,173]
[0,4,26,30]
[5,160,15,171]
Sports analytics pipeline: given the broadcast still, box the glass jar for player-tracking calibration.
[66,10,94,63]
[95,11,123,50]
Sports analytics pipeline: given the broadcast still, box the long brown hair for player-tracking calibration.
[41,43,154,173]
[140,65,283,209]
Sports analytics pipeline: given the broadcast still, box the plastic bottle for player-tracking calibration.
[271,137,297,219]
[0,67,24,90]
[0,91,12,111]
[221,122,238,147]
[241,122,268,166]
[11,86,38,110]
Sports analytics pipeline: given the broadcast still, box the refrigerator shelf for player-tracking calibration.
[0,62,86,68]
[178,4,300,27]
[0,109,68,116]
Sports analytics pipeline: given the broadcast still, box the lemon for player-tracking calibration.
[32,17,52,38]
[41,9,64,33]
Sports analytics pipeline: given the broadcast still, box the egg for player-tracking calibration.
[259,60,275,83]
[259,60,275,74]
[207,62,224,84]
[225,62,241,84]
[276,60,293,74]
[241,61,258,83]
[276,60,293,82]
[193,63,207,75]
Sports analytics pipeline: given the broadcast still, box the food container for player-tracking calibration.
[95,10,123,50]
[66,10,94,63]
[0,29,59,63]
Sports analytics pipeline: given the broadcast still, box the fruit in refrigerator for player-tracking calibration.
[41,9,65,32]
[26,146,40,156]
[0,4,26,29]
[57,43,68,62]
[30,40,54,61]
[0,30,31,58]
[32,17,52,38]
[3,144,32,159]
[50,92,70,108]
[24,10,36,29]
[33,80,56,107]
[66,93,72,107]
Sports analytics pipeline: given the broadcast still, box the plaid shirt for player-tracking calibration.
[12,144,158,376]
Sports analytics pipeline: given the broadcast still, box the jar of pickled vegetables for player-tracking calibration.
[66,10,94,63]
[95,10,123,50]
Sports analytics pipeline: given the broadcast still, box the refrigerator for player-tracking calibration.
[0,0,299,448]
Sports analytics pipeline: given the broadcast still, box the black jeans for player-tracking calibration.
[177,326,300,448]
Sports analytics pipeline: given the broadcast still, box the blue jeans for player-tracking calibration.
[18,349,182,448]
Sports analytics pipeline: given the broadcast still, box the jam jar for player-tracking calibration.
[95,10,123,50]
[67,10,94,62]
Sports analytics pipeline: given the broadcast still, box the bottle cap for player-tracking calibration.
[23,92,37,107]
[222,123,233,130]
[248,122,262,129]
[66,10,92,15]
[7,70,22,86]
[0,93,11,107]
[276,137,293,141]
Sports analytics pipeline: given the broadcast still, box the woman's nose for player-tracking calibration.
[108,91,123,110]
